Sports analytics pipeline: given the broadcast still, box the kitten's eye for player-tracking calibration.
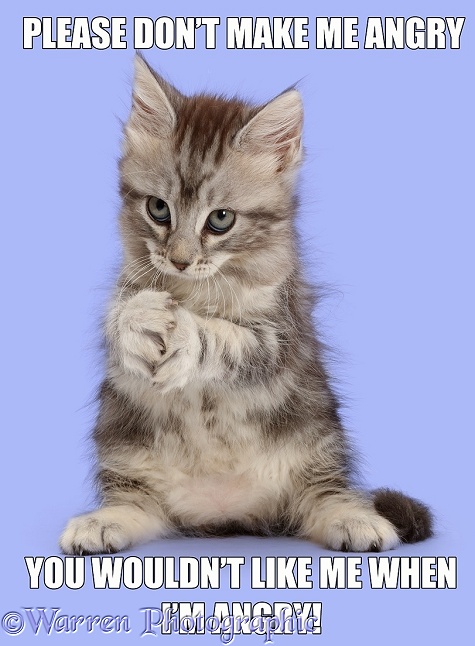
[147,197,171,223]
[206,209,235,234]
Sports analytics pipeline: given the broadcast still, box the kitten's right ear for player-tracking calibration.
[127,54,182,136]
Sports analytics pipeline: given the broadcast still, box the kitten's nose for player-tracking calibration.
[170,259,190,272]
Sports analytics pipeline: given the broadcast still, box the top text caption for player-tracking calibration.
[23,16,466,51]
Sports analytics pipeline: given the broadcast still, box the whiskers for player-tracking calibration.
[116,254,244,328]
[117,254,165,302]
[209,262,243,326]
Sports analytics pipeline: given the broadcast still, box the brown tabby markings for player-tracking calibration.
[174,97,252,163]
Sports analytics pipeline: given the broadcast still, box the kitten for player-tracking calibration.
[60,54,432,555]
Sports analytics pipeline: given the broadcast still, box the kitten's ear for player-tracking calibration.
[234,90,303,170]
[128,54,182,136]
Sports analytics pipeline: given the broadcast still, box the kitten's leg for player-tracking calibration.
[297,489,400,552]
[60,505,169,555]
[107,288,286,392]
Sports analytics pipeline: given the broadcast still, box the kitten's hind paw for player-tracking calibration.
[322,513,400,552]
[302,497,401,552]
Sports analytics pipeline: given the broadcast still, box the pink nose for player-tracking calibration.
[171,260,189,271]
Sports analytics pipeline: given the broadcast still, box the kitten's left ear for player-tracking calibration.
[234,89,303,170]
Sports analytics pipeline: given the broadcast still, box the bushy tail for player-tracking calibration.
[373,488,434,543]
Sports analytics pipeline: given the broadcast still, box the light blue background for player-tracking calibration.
[1,1,473,643]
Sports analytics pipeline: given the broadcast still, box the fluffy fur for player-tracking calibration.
[60,55,433,555]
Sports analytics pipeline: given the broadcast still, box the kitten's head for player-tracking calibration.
[119,54,303,288]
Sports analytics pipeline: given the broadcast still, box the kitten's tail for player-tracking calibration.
[373,488,434,543]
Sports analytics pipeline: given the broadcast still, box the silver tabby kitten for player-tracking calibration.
[60,55,432,555]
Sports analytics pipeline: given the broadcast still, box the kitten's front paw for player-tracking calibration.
[116,290,179,380]
[60,510,133,555]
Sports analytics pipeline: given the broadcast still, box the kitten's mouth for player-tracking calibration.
[165,256,217,280]
[147,247,216,280]
[167,261,196,279]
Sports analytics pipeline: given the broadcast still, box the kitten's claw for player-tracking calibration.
[143,330,166,353]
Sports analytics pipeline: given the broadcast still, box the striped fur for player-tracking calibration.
[60,55,432,555]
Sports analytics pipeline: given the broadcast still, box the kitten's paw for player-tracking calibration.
[321,511,400,552]
[303,495,401,552]
[60,505,167,555]
[117,290,179,379]
[60,511,132,555]
[150,318,199,393]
